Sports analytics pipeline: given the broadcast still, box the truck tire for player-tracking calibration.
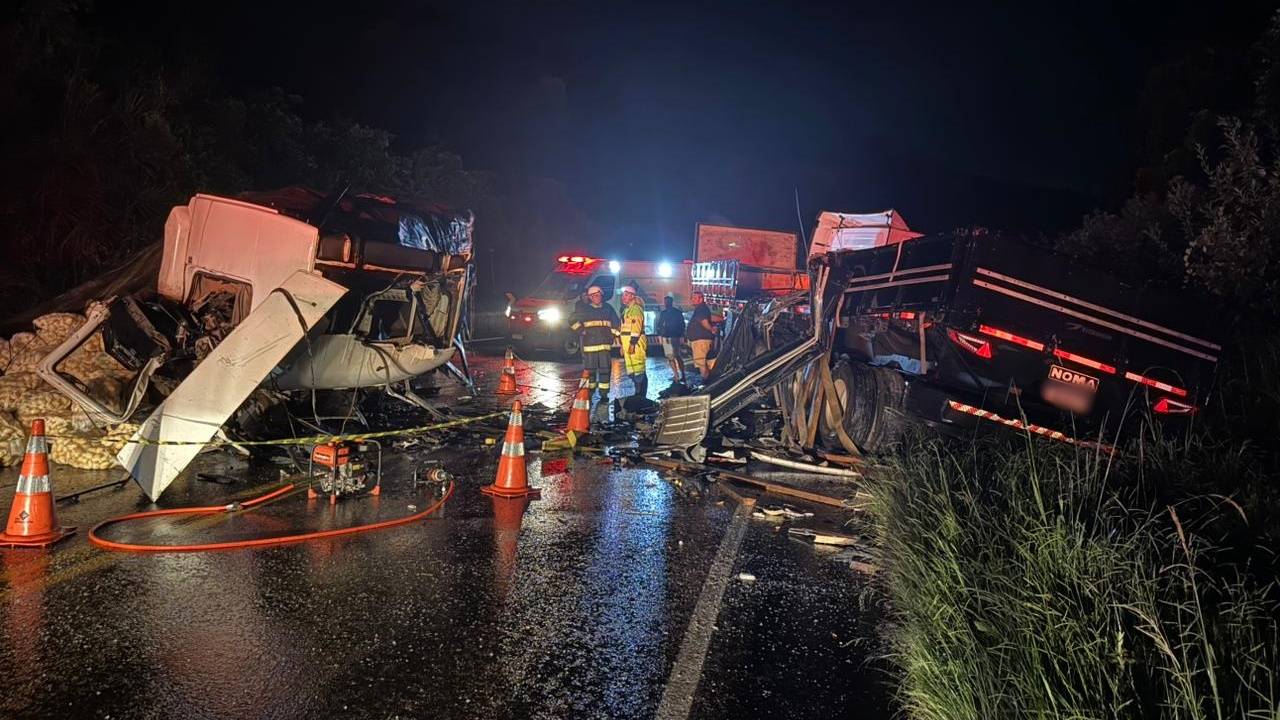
[560,332,581,360]
[819,361,907,454]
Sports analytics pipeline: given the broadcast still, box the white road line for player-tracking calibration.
[655,501,753,720]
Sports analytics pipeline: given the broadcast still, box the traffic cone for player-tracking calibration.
[0,420,75,548]
[566,370,592,435]
[482,401,540,498]
[496,346,519,395]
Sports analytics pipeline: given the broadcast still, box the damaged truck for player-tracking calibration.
[655,210,1222,459]
[36,187,476,500]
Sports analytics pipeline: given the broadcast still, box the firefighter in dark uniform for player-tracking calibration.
[568,285,620,424]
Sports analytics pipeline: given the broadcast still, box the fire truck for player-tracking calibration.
[508,225,807,357]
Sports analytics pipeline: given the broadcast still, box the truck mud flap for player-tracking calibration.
[117,271,348,501]
[653,395,711,453]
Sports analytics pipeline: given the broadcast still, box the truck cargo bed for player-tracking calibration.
[830,234,1221,438]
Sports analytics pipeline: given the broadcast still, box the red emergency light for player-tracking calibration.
[555,255,602,274]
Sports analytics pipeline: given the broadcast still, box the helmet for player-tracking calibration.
[620,285,637,295]
[586,285,603,295]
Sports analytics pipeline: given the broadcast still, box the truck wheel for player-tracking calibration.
[560,333,581,360]
[819,361,906,454]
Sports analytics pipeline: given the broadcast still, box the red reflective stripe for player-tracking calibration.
[978,324,1045,352]
[1052,349,1116,374]
[1123,371,1188,397]
[946,400,1115,453]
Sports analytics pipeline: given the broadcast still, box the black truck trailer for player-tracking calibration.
[817,232,1221,451]
[653,230,1223,457]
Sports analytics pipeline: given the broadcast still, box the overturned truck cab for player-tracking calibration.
[38,188,476,499]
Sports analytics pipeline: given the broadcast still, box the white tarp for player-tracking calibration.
[807,210,923,257]
[118,270,347,501]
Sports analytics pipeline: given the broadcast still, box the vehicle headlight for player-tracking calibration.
[537,307,562,325]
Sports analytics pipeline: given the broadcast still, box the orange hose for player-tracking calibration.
[89,482,454,553]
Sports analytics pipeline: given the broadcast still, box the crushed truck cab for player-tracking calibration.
[38,188,476,499]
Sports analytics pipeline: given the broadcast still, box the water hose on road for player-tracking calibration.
[88,481,455,553]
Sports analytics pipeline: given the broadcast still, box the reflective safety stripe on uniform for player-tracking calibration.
[583,343,613,353]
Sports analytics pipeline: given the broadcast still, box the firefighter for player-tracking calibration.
[568,285,620,424]
[618,285,648,411]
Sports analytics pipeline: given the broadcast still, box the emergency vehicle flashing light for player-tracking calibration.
[555,256,603,274]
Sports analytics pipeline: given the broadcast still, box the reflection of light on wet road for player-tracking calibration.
[473,351,680,411]
[516,359,580,410]
[1,552,48,716]
[586,469,673,696]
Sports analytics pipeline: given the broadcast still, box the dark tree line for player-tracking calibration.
[0,1,591,312]
[1058,10,1280,327]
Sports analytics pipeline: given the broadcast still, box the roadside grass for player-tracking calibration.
[867,422,1280,719]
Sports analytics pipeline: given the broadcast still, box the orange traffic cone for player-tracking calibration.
[0,420,75,548]
[566,370,592,435]
[482,401,540,498]
[496,346,519,395]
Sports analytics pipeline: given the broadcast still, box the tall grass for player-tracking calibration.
[867,425,1280,719]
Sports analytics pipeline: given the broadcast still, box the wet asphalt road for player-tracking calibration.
[0,346,890,719]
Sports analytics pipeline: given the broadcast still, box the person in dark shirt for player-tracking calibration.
[685,291,717,381]
[657,296,687,382]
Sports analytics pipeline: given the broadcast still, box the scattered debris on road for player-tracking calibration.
[788,527,860,547]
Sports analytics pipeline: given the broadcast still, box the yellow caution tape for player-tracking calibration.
[49,411,507,448]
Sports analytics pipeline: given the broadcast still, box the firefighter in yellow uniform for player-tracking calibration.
[618,285,648,412]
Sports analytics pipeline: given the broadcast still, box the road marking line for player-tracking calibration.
[656,500,753,720]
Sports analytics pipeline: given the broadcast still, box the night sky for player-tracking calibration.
[106,0,1272,258]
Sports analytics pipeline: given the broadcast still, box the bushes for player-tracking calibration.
[868,428,1280,719]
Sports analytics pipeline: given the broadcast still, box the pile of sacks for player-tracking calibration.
[0,312,139,470]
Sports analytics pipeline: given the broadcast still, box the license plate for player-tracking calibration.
[511,334,523,340]
[1047,365,1098,392]
[1042,365,1098,413]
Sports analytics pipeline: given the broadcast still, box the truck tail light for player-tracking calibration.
[1124,371,1188,398]
[1153,397,1197,415]
[947,329,993,359]
[978,324,1045,352]
[1052,349,1116,374]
